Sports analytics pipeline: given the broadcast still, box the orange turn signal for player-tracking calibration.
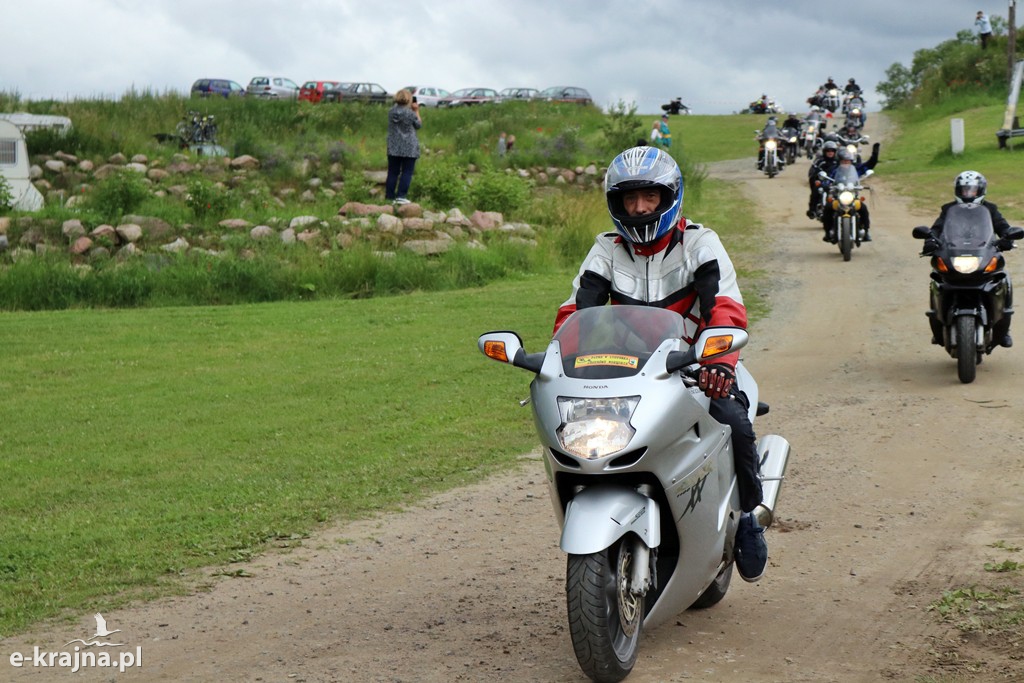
[483,340,509,363]
[701,334,733,359]
[936,259,949,273]
[984,257,1000,273]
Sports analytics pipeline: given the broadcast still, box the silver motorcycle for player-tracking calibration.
[479,306,791,682]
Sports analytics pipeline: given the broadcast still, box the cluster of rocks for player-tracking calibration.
[0,150,605,261]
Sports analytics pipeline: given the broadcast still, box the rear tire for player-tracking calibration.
[956,314,978,384]
[567,539,644,683]
[690,561,734,609]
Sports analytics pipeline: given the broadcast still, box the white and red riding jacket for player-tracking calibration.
[553,218,748,369]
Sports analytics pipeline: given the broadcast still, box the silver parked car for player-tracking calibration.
[499,87,539,101]
[438,87,500,107]
[402,86,451,107]
[246,76,300,99]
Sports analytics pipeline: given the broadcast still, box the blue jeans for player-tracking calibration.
[386,156,417,200]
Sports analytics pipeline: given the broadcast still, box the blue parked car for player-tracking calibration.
[190,78,245,98]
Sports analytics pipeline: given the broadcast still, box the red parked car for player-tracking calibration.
[299,80,340,103]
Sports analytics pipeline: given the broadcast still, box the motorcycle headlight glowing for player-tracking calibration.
[845,144,858,156]
[839,190,855,206]
[556,396,639,459]
[952,256,981,273]
[765,139,777,150]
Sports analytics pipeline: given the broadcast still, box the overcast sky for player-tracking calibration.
[1,1,996,114]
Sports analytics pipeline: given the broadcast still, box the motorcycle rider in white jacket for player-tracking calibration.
[553,146,769,581]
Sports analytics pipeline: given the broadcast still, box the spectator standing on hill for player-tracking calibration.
[976,10,993,49]
[650,120,662,145]
[497,131,508,157]
[506,134,516,154]
[658,114,673,148]
[385,89,421,205]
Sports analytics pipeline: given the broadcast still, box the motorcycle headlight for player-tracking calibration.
[556,396,639,459]
[839,190,855,206]
[765,139,777,150]
[846,144,858,156]
[789,136,798,143]
[952,256,981,274]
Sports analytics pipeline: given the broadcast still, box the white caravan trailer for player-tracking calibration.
[0,118,44,211]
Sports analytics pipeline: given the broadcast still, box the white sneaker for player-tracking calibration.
[394,198,411,205]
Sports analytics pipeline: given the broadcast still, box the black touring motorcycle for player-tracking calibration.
[913,203,1024,383]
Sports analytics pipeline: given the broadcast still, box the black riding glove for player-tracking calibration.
[997,238,1014,252]
[698,363,735,400]
[921,238,940,256]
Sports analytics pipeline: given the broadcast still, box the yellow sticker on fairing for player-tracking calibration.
[574,354,639,369]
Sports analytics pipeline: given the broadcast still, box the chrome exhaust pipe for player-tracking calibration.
[752,434,791,529]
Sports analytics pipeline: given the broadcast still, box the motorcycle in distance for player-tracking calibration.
[801,119,822,159]
[836,130,869,163]
[756,129,786,178]
[912,205,1024,383]
[844,95,866,128]
[478,306,791,683]
[818,165,873,261]
[661,97,691,115]
[780,125,800,165]
[820,88,842,113]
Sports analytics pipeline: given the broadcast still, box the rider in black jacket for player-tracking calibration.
[806,141,839,218]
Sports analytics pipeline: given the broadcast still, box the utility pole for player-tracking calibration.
[1011,0,1018,84]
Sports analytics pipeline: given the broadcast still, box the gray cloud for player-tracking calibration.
[0,0,990,113]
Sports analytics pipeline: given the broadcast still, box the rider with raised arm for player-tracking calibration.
[553,146,768,582]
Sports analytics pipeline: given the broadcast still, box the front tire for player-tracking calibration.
[567,538,644,683]
[956,314,978,383]
[840,217,853,261]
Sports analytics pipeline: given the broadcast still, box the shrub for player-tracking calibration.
[415,158,466,208]
[185,177,233,221]
[87,168,151,221]
[600,100,643,153]
[0,175,13,214]
[469,168,530,215]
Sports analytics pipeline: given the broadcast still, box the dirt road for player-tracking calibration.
[6,116,1024,682]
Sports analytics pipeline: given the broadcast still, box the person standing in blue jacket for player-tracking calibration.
[976,11,993,49]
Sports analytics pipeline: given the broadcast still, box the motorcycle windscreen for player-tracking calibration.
[553,305,686,379]
[832,165,860,186]
[941,204,995,249]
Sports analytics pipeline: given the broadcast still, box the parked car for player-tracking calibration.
[539,86,593,105]
[401,86,451,107]
[299,80,340,103]
[499,87,539,101]
[246,76,300,99]
[323,82,390,104]
[438,87,500,107]
[190,78,245,98]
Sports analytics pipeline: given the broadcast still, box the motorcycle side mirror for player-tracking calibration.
[478,331,544,373]
[666,326,749,374]
[911,226,931,240]
[1006,226,1024,241]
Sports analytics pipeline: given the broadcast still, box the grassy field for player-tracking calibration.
[881,102,1024,221]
